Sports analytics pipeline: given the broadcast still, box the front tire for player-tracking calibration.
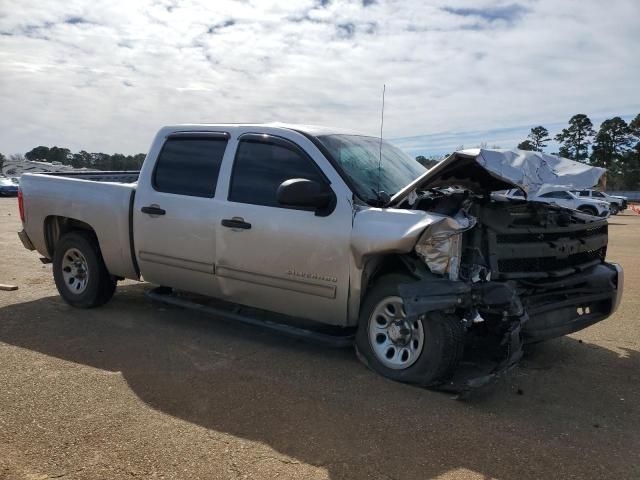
[578,205,598,216]
[355,275,464,387]
[610,204,619,215]
[53,232,116,308]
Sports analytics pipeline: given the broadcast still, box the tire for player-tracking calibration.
[577,205,598,216]
[610,204,619,215]
[53,231,116,308]
[355,274,464,387]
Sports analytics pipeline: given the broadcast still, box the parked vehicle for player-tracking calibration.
[571,189,628,215]
[17,126,624,391]
[499,187,610,217]
[0,177,19,196]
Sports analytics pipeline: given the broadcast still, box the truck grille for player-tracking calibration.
[475,203,610,279]
[498,247,606,274]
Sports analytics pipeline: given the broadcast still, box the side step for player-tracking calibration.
[146,287,354,348]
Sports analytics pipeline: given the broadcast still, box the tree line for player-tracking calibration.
[3,113,640,190]
[515,113,640,190]
[0,147,146,172]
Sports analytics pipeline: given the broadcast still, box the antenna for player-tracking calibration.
[377,84,386,197]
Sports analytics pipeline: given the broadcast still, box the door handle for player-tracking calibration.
[141,206,166,215]
[221,218,252,230]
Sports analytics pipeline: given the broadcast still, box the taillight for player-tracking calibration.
[18,189,25,222]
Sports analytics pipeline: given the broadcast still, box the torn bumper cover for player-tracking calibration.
[398,262,622,394]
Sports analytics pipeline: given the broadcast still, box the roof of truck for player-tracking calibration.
[162,123,365,137]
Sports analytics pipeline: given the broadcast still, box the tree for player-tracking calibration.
[518,126,550,152]
[590,117,632,175]
[555,114,596,161]
[517,140,535,151]
[416,155,439,169]
[25,146,50,161]
[0,152,5,172]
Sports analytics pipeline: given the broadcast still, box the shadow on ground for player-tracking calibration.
[1,284,639,479]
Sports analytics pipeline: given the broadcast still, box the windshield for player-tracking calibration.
[316,134,426,202]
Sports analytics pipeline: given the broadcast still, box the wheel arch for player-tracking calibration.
[359,254,424,306]
[44,216,100,259]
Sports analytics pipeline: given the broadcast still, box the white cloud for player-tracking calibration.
[0,0,638,155]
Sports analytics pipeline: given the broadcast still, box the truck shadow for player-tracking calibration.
[1,284,639,479]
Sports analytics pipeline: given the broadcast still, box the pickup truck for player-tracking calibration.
[17,124,624,390]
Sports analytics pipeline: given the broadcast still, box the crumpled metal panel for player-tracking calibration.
[391,148,606,206]
[414,211,476,279]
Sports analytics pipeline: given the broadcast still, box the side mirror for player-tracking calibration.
[276,178,335,214]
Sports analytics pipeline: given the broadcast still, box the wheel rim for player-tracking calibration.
[61,248,90,295]
[368,296,425,370]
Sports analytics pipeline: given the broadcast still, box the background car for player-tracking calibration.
[0,177,19,197]
[571,189,627,215]
[497,187,610,217]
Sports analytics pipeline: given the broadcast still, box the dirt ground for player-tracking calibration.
[0,197,639,480]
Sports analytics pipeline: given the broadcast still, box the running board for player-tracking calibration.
[146,287,354,348]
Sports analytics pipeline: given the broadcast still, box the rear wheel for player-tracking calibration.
[53,232,116,308]
[578,205,598,216]
[355,275,464,386]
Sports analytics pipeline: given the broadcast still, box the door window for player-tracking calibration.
[540,191,572,199]
[229,135,327,208]
[153,135,228,197]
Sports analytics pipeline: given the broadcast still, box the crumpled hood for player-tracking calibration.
[390,148,606,206]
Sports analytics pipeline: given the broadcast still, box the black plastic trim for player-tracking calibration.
[128,189,140,278]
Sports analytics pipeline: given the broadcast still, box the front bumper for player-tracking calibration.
[522,263,622,342]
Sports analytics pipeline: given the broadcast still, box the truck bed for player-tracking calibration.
[19,171,140,280]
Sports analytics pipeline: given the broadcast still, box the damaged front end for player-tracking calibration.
[385,150,623,395]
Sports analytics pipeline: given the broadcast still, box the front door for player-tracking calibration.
[215,132,353,325]
[133,132,229,296]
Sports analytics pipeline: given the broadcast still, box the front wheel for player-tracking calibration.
[578,205,598,216]
[610,204,619,215]
[53,232,116,308]
[355,275,464,386]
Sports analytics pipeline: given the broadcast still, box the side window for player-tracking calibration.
[540,191,568,199]
[153,136,228,197]
[229,136,327,208]
[593,191,605,198]
[578,191,590,197]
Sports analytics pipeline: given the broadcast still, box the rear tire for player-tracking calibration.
[355,274,464,387]
[53,231,116,308]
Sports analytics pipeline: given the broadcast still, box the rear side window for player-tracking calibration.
[153,136,228,197]
[540,191,572,199]
[229,136,326,207]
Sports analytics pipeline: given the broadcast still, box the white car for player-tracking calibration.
[571,189,627,215]
[500,187,610,217]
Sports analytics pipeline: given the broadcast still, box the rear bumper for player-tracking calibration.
[522,263,623,342]
[18,229,36,251]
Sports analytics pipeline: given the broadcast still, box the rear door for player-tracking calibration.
[214,131,353,325]
[133,132,229,296]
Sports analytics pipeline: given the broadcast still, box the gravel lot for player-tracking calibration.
[1,196,639,480]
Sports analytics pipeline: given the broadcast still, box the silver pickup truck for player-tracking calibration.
[17,124,624,390]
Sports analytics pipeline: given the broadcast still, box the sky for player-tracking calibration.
[0,0,639,157]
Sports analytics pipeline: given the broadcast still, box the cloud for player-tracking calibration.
[442,4,529,24]
[0,0,638,156]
